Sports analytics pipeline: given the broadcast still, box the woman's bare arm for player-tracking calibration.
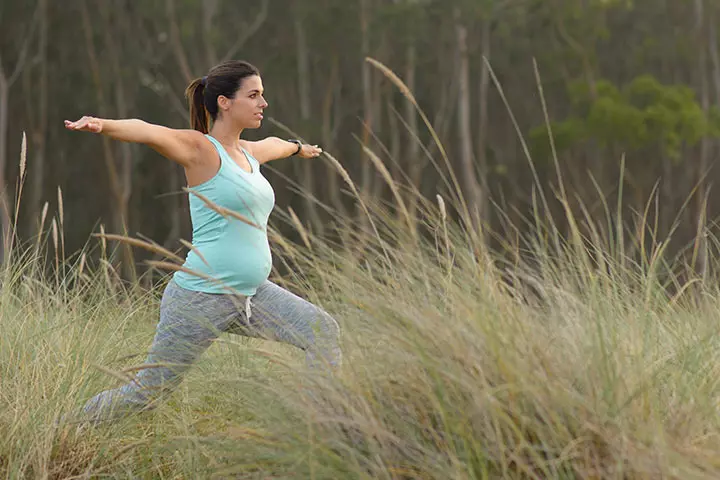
[242,136,323,164]
[64,116,208,168]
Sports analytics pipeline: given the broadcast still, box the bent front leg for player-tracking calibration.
[232,280,342,370]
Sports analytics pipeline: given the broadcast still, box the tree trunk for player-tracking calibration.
[202,0,219,68]
[322,57,345,218]
[102,2,138,282]
[166,0,194,84]
[370,32,386,200]
[294,10,322,235]
[360,0,373,197]
[404,41,422,234]
[0,81,11,262]
[26,0,48,239]
[709,4,720,102]
[477,16,491,222]
[0,5,38,263]
[164,163,183,249]
[388,88,400,181]
[81,0,136,281]
[454,8,482,230]
[660,154,673,237]
[694,0,710,279]
[356,0,374,237]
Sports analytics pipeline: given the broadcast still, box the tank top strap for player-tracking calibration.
[241,146,261,171]
[204,134,231,168]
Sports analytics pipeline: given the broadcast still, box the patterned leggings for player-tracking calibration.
[81,278,341,421]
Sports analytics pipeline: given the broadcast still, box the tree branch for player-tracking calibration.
[2,1,42,87]
[202,0,219,68]
[220,0,269,64]
[166,0,194,83]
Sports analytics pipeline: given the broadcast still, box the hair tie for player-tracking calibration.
[200,76,208,87]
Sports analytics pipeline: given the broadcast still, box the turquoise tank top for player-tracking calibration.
[173,135,276,295]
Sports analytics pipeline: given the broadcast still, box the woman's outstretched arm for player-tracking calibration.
[64,116,207,168]
[243,136,323,164]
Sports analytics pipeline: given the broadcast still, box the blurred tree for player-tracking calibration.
[0,1,39,262]
[0,0,718,276]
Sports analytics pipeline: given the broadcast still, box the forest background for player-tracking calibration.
[1,0,719,279]
[6,2,720,477]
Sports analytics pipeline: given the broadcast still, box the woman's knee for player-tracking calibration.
[309,308,340,343]
[308,309,342,366]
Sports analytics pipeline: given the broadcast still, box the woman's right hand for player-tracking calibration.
[64,116,103,133]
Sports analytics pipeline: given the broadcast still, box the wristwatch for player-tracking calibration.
[287,139,302,155]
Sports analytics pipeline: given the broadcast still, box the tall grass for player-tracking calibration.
[3,72,720,478]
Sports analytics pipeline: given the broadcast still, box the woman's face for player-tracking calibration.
[218,75,268,128]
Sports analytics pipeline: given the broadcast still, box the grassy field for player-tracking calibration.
[3,181,720,480]
[4,69,720,476]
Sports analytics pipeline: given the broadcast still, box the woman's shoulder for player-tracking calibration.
[184,131,222,169]
[238,139,257,158]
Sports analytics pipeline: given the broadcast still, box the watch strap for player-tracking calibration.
[288,139,302,155]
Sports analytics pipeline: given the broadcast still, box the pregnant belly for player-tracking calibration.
[186,236,272,289]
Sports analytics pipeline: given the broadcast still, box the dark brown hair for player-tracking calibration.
[184,60,260,133]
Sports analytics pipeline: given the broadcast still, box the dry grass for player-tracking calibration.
[3,61,720,477]
[2,177,720,478]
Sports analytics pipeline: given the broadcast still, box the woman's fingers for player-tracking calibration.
[64,117,86,130]
[64,116,101,133]
[299,144,323,158]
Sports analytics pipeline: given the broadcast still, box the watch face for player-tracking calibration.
[288,140,301,154]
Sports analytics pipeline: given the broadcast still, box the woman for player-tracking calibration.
[64,60,341,422]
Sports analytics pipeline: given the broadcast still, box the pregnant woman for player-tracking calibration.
[65,60,341,422]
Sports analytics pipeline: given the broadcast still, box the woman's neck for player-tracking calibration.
[209,121,244,150]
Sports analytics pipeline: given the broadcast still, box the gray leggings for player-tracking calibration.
[81,278,341,421]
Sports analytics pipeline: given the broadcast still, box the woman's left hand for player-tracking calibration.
[298,144,323,158]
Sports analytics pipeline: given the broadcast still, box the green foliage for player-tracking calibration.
[530,117,588,160]
[532,75,718,162]
[587,95,649,149]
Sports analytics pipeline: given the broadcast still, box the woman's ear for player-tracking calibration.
[217,95,230,111]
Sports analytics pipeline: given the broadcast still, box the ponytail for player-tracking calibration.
[185,61,260,133]
[185,77,209,133]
